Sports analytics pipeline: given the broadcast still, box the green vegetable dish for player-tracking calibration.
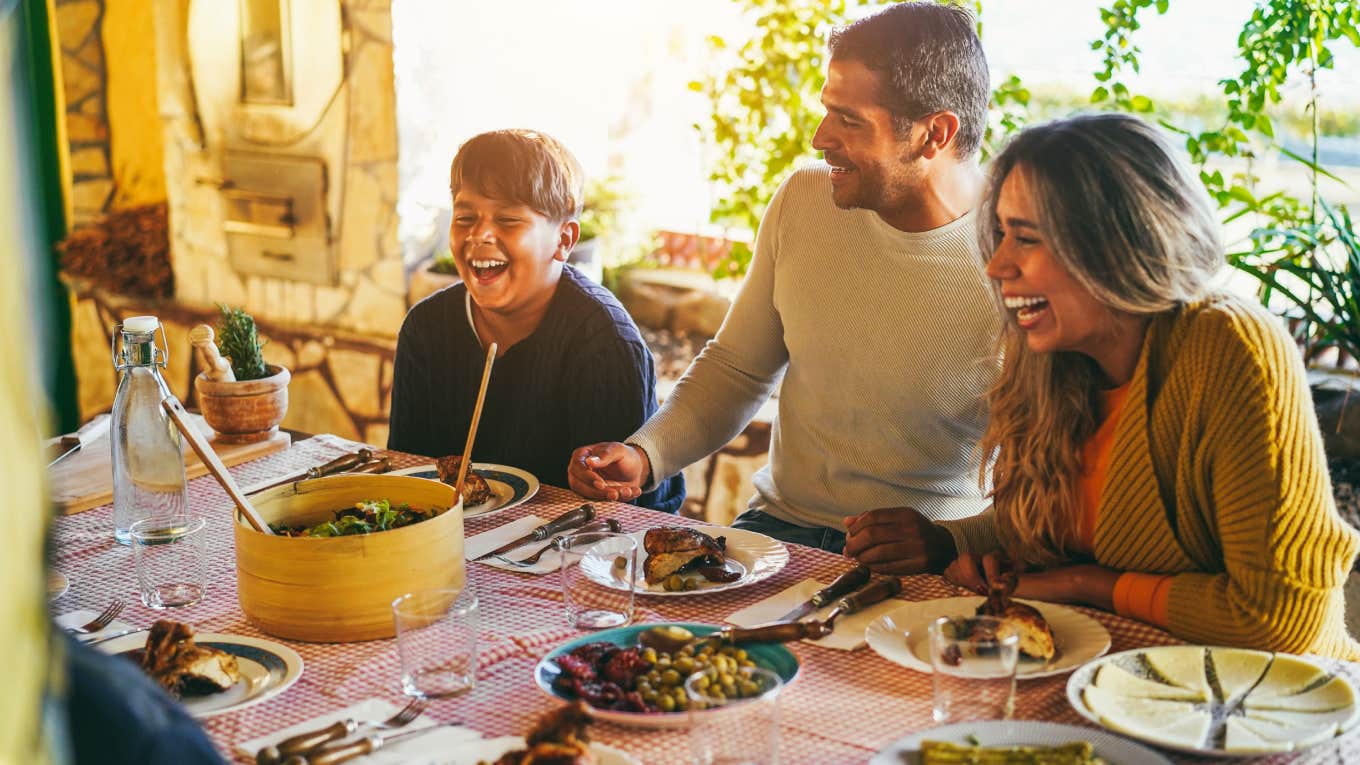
[270,499,441,537]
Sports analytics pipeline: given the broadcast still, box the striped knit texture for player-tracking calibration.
[631,163,1000,529]
[1093,293,1360,659]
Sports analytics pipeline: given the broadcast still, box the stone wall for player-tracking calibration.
[156,0,406,340]
[54,0,114,223]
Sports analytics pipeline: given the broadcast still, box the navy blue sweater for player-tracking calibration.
[388,266,683,513]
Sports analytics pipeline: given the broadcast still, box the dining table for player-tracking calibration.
[48,433,1360,764]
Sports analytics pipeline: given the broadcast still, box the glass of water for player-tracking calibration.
[392,588,478,698]
[559,531,636,630]
[131,514,206,609]
[929,615,1018,723]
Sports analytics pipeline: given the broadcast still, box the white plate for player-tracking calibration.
[98,632,303,718]
[870,720,1173,765]
[583,527,789,596]
[1067,646,1360,758]
[389,463,539,518]
[466,737,640,765]
[865,596,1111,679]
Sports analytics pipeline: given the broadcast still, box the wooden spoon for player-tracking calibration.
[161,395,273,534]
[453,342,497,507]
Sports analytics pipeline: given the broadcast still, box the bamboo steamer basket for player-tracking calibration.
[235,473,464,642]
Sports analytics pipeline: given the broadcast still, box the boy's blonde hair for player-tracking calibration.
[449,129,584,223]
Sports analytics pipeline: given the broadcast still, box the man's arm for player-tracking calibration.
[627,181,795,489]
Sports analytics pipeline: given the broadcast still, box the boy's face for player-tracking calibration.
[449,188,577,320]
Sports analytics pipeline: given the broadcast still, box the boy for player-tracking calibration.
[389,129,683,513]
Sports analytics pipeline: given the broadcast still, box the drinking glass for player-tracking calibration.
[131,514,206,608]
[686,665,782,765]
[929,615,1019,723]
[392,588,478,698]
[559,531,636,630]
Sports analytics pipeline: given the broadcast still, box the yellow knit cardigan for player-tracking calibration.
[952,293,1360,659]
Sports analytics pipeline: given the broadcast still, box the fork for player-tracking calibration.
[65,600,125,634]
[255,698,428,765]
[493,518,621,567]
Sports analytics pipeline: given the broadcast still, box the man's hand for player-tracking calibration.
[842,507,956,575]
[567,442,651,502]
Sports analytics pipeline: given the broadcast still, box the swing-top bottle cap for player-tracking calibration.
[122,316,159,333]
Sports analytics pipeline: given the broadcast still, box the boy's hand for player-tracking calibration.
[568,442,650,502]
[843,507,956,575]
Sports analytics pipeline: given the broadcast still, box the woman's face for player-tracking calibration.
[985,169,1144,380]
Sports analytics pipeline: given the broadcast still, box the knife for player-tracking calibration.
[713,576,904,644]
[771,564,872,623]
[279,724,453,765]
[473,504,596,560]
[246,449,375,494]
[47,414,112,467]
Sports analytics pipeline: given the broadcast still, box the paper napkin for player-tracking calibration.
[234,698,482,764]
[726,578,905,651]
[55,609,138,644]
[464,515,559,574]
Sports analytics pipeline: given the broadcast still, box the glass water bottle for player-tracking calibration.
[111,316,188,544]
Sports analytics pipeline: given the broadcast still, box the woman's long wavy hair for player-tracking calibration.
[976,114,1223,566]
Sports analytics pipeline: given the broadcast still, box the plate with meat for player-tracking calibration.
[471,702,641,764]
[865,596,1111,679]
[535,622,800,729]
[98,620,303,718]
[390,457,538,518]
[582,526,789,596]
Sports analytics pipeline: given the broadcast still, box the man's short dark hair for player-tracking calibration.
[828,1,989,157]
[450,129,584,222]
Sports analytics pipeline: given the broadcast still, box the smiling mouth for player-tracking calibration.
[1004,295,1050,325]
[468,258,508,280]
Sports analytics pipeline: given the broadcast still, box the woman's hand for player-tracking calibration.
[943,553,1121,611]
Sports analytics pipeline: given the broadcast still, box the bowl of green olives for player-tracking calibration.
[535,622,799,729]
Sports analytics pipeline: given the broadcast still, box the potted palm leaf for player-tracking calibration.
[192,305,290,443]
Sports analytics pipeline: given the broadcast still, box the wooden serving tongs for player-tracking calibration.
[161,394,274,535]
[451,342,497,507]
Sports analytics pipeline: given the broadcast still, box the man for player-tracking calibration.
[568,2,995,572]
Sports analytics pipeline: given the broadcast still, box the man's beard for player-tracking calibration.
[831,154,921,216]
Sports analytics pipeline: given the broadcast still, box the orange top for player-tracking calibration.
[1073,381,1172,627]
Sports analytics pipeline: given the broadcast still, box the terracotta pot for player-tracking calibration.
[196,363,290,444]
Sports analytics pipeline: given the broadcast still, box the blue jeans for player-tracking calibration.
[732,509,846,554]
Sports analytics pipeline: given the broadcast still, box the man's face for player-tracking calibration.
[811,57,925,218]
[448,189,573,319]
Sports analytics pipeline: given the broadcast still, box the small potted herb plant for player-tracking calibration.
[192,305,290,443]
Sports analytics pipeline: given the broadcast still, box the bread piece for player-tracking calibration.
[973,567,1056,661]
[1209,647,1272,705]
[1093,662,1207,701]
[436,455,493,506]
[1144,646,1211,700]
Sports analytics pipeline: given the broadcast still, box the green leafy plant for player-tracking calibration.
[1233,200,1360,365]
[579,174,631,243]
[430,251,457,275]
[215,304,269,381]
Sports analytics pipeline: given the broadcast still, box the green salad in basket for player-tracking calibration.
[270,499,438,537]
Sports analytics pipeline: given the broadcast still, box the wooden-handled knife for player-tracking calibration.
[771,564,872,623]
[472,504,596,560]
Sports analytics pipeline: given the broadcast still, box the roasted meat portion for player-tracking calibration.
[488,702,596,765]
[436,454,493,506]
[140,620,240,697]
[974,565,1056,662]
[642,527,728,584]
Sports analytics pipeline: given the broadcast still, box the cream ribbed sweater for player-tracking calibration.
[630,164,999,530]
[947,294,1360,659]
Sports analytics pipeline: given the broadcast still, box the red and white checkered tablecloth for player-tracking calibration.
[49,435,1360,764]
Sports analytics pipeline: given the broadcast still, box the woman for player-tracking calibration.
[942,113,1359,659]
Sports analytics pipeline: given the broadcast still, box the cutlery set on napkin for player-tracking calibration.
[464,503,608,574]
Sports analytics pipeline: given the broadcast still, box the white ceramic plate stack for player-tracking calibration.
[582,527,790,597]
[871,720,1173,765]
[1067,645,1360,757]
[864,596,1112,679]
